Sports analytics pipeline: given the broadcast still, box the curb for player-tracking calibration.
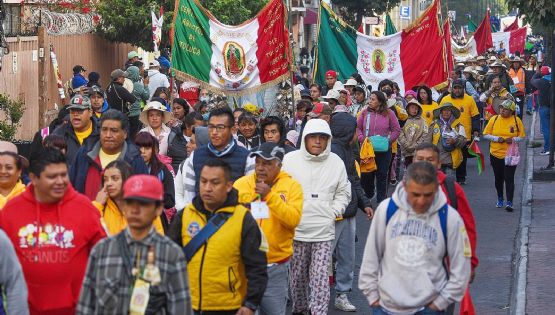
[509,112,534,315]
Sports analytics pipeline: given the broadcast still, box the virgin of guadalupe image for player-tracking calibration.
[225,43,244,76]
[374,53,384,73]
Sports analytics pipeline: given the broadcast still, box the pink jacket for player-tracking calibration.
[356,108,401,144]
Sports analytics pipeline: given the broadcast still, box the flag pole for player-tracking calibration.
[287,0,296,111]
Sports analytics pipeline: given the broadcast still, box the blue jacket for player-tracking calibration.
[71,74,88,90]
[70,141,148,195]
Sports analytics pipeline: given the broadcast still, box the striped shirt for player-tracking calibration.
[77,228,192,315]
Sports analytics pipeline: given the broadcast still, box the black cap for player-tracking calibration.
[249,142,285,162]
[88,85,104,97]
[300,89,312,100]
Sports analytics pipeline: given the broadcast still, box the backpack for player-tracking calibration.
[385,199,448,246]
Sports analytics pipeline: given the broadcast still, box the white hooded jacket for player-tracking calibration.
[282,119,351,242]
[359,184,471,314]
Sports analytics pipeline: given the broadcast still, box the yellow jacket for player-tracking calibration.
[234,171,303,264]
[180,200,253,311]
[430,119,464,168]
[0,181,26,209]
[93,199,164,236]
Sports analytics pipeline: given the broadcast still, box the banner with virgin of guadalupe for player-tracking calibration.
[171,0,291,95]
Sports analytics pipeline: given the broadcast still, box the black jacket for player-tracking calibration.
[167,189,268,309]
[167,127,188,172]
[330,112,371,218]
[531,73,552,108]
[52,118,100,167]
[106,81,136,114]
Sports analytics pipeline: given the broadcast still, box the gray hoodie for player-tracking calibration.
[0,229,29,315]
[358,184,471,314]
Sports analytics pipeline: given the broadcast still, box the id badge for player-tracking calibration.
[129,278,150,315]
[251,201,270,219]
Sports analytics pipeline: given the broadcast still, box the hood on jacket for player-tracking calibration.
[148,69,161,78]
[406,101,423,118]
[300,118,332,161]
[391,180,447,216]
[330,112,356,147]
[194,126,210,147]
[127,66,141,83]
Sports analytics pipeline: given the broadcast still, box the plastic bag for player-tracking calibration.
[504,142,520,166]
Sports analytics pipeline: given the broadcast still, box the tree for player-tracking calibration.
[506,0,554,65]
[441,0,507,32]
[96,0,174,50]
[200,0,268,26]
[331,0,402,27]
[96,0,267,50]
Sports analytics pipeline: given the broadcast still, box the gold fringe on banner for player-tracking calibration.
[172,68,289,97]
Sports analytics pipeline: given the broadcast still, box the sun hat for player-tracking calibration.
[322,89,340,102]
[433,102,461,119]
[344,78,358,86]
[0,141,29,169]
[139,101,171,125]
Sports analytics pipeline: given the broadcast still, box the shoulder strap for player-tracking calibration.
[513,114,520,133]
[438,204,448,246]
[365,112,371,138]
[385,199,398,226]
[182,212,232,262]
[444,177,458,210]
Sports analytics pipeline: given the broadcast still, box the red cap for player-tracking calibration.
[308,102,332,117]
[541,66,551,76]
[123,175,164,202]
[325,70,337,78]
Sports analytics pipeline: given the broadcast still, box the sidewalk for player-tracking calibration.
[525,112,555,314]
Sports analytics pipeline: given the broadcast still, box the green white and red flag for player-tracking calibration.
[171,0,290,95]
[468,140,485,175]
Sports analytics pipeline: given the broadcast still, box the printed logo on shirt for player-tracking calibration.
[279,193,287,202]
[390,219,439,267]
[461,227,472,258]
[17,223,75,249]
[187,222,200,237]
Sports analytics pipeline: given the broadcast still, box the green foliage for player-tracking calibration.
[441,1,507,31]
[331,0,402,26]
[506,0,554,30]
[95,0,174,50]
[0,94,26,141]
[95,0,268,49]
[200,0,268,25]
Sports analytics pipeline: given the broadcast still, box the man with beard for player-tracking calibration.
[440,80,480,185]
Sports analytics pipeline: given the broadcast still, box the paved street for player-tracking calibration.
[327,117,531,314]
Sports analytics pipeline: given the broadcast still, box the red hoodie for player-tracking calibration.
[0,184,106,315]
[437,171,479,270]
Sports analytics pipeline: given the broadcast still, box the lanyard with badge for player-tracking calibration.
[249,194,270,253]
[118,233,161,315]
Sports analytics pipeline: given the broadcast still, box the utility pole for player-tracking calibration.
[37,26,48,129]
[547,29,555,168]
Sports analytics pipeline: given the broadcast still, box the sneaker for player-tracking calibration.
[506,201,514,212]
[540,151,550,156]
[335,294,357,312]
[496,198,504,208]
[389,179,398,186]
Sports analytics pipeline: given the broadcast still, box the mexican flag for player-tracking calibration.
[468,141,485,175]
[171,0,290,95]
[451,11,493,60]
[492,27,527,55]
[314,0,447,93]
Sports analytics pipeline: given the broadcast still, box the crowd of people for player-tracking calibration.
[0,46,551,315]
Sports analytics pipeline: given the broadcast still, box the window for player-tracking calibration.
[2,4,21,37]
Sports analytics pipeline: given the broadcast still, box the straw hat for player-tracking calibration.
[139,101,171,126]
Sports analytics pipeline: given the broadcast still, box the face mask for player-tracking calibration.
[200,96,209,102]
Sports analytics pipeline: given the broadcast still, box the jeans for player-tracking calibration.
[539,106,551,152]
[332,216,356,293]
[372,306,446,315]
[259,262,289,315]
[490,155,517,202]
[361,150,392,203]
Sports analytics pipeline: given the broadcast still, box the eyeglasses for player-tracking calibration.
[207,124,231,132]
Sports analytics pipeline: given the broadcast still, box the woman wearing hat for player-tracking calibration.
[483,99,525,211]
[416,85,439,126]
[426,103,467,177]
[0,142,28,209]
[462,67,480,102]
[139,101,172,155]
[486,61,514,92]
[508,57,526,118]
